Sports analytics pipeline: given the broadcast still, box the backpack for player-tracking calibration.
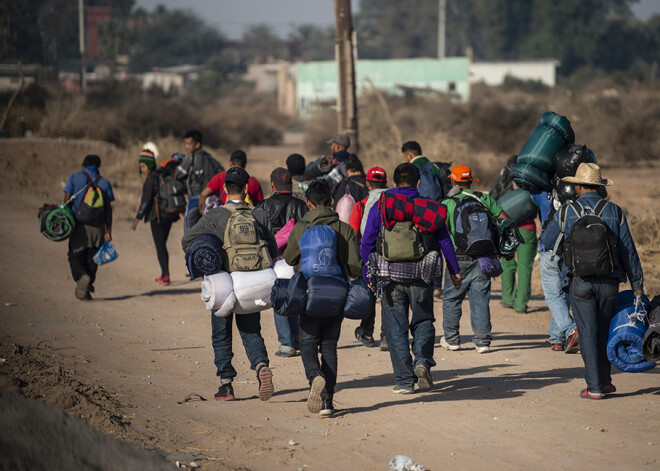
[417,161,444,201]
[75,172,105,227]
[554,200,620,277]
[157,170,187,215]
[335,181,361,223]
[450,191,496,257]
[299,223,343,279]
[187,151,222,195]
[378,220,425,262]
[223,205,273,272]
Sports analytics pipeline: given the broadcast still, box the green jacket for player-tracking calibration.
[284,206,363,278]
[411,156,444,180]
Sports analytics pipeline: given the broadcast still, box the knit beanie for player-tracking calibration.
[139,150,156,172]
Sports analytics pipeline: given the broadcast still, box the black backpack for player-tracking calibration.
[450,191,497,257]
[157,170,187,215]
[554,199,621,277]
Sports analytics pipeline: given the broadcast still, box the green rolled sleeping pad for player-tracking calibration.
[512,111,575,192]
[510,163,551,193]
[497,189,539,225]
[38,203,76,242]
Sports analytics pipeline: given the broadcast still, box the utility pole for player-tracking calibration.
[438,0,446,59]
[78,0,86,93]
[333,0,358,149]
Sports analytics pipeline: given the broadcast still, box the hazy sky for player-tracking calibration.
[136,0,660,40]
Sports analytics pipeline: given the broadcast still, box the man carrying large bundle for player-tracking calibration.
[541,163,643,399]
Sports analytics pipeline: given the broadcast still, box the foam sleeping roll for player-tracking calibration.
[231,268,277,314]
[273,258,295,280]
[343,278,374,320]
[607,304,656,373]
[200,272,236,317]
[305,276,348,318]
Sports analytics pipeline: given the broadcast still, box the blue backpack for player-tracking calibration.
[299,223,343,279]
[450,191,496,257]
[417,161,444,201]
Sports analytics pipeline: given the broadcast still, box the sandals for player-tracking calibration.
[580,388,604,400]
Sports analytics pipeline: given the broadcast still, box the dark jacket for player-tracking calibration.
[256,192,308,234]
[284,206,362,278]
[333,175,368,210]
[181,201,278,268]
[135,170,179,223]
[176,148,224,197]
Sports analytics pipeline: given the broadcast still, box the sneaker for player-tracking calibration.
[320,398,335,417]
[602,384,617,394]
[355,327,376,347]
[580,388,603,400]
[564,329,580,354]
[214,383,235,401]
[379,334,389,352]
[75,274,91,300]
[414,364,433,392]
[276,345,296,357]
[551,343,564,352]
[392,385,414,395]
[308,376,326,413]
[155,275,170,286]
[475,345,491,354]
[440,336,461,351]
[257,366,274,401]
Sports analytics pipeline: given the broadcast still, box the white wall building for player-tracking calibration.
[470,60,560,87]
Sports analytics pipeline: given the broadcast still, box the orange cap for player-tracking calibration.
[449,164,478,182]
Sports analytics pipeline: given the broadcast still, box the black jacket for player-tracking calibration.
[333,175,368,210]
[256,192,308,234]
[136,167,179,223]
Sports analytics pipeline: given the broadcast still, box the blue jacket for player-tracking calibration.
[532,191,552,250]
[541,192,643,290]
[63,166,115,212]
[360,186,460,282]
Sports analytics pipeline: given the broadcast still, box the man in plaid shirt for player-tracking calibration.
[361,163,462,394]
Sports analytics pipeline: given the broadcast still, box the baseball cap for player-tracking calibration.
[224,167,250,187]
[326,133,350,149]
[366,166,387,182]
[270,167,292,191]
[449,164,479,182]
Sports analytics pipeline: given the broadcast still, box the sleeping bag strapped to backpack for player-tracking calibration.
[223,204,273,272]
[76,171,105,227]
[157,170,186,215]
[417,161,444,201]
[559,200,620,277]
[450,191,496,257]
[299,223,343,279]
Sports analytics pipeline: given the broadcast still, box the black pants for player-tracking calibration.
[150,219,173,277]
[68,247,98,284]
[359,296,384,338]
[299,314,342,399]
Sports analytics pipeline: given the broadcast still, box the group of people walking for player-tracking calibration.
[63,129,644,415]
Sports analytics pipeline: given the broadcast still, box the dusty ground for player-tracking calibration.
[0,137,659,470]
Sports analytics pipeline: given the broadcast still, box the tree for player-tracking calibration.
[241,24,288,64]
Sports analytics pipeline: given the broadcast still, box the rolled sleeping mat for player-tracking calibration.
[273,258,295,280]
[271,272,308,317]
[343,278,374,320]
[607,304,656,373]
[517,111,575,173]
[642,303,660,362]
[231,268,277,314]
[510,163,552,193]
[305,276,348,318]
[201,271,236,318]
[186,233,224,280]
[496,188,539,225]
[615,289,651,311]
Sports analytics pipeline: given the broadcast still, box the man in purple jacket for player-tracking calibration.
[361,163,462,394]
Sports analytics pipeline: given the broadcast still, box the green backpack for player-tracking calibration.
[378,221,425,262]
[223,204,273,272]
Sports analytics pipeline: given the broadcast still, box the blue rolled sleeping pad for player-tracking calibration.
[271,272,307,317]
[607,291,656,373]
[185,233,224,280]
[615,290,650,311]
[305,276,348,318]
[343,278,374,320]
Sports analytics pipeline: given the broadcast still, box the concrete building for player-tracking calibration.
[0,64,37,92]
[289,57,470,118]
[142,64,205,93]
[470,60,560,87]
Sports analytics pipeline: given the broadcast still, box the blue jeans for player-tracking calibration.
[273,310,299,350]
[442,259,492,347]
[570,276,618,393]
[540,251,576,344]
[185,196,200,230]
[381,281,436,389]
[299,314,342,399]
[211,311,269,384]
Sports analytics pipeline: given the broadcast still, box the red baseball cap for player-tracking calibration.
[366,166,387,182]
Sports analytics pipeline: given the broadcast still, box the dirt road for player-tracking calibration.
[0,137,658,470]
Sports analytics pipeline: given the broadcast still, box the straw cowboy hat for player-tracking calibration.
[562,162,613,186]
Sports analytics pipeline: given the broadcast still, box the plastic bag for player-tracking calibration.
[93,241,118,265]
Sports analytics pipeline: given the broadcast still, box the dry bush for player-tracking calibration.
[628,213,660,295]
